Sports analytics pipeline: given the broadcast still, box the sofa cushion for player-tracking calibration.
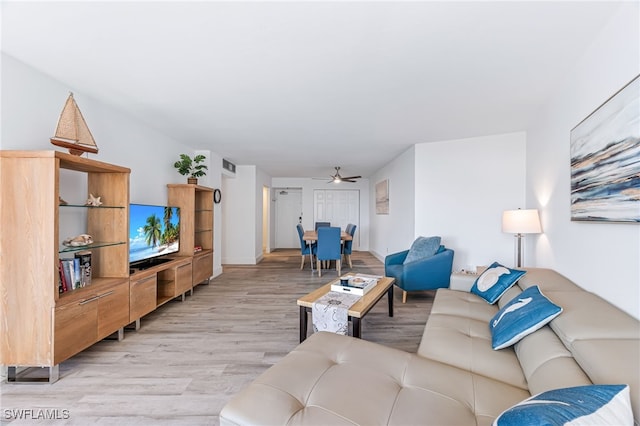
[220,331,530,426]
[429,288,498,322]
[514,325,591,395]
[542,290,640,345]
[490,285,562,350]
[494,384,633,426]
[418,313,528,390]
[517,267,584,293]
[403,236,441,264]
[471,262,526,304]
[571,339,640,421]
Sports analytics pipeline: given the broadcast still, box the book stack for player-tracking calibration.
[58,251,92,294]
[331,274,381,296]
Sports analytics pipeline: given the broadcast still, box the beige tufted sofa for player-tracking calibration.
[221,268,639,425]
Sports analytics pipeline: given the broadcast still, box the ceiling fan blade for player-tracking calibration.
[342,179,357,183]
[340,175,361,180]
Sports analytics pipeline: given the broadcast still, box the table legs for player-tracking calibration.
[351,316,361,338]
[299,284,394,343]
[307,241,314,274]
[300,306,309,343]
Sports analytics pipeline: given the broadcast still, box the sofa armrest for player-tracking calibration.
[449,272,478,292]
[385,249,409,266]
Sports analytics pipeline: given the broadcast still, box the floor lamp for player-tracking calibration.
[502,209,542,268]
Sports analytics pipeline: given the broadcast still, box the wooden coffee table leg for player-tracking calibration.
[388,285,394,317]
[351,316,361,338]
[300,306,309,343]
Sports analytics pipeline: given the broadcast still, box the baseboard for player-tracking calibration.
[369,250,385,263]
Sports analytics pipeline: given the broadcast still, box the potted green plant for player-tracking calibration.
[173,154,208,184]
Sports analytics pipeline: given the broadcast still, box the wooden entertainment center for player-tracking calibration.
[0,151,214,382]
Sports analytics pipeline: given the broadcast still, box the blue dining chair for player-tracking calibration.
[315,221,331,230]
[316,226,341,277]
[296,224,316,270]
[342,224,357,268]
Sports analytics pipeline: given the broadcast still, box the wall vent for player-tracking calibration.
[222,158,236,175]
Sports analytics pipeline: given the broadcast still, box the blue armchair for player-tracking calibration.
[384,246,454,303]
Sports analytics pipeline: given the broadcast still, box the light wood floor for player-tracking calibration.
[1,250,435,425]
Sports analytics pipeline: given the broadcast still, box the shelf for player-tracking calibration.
[59,241,126,254]
[57,277,128,304]
[156,295,173,307]
[60,204,125,209]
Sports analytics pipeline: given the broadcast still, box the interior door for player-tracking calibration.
[314,189,360,249]
[274,188,302,248]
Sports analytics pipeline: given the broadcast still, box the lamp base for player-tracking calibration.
[514,233,523,268]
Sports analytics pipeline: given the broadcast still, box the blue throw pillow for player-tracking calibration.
[471,261,526,304]
[494,384,633,426]
[403,236,441,264]
[489,285,562,350]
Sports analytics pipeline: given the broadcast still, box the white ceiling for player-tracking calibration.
[1,1,621,178]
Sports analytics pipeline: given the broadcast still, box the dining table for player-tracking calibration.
[302,229,352,274]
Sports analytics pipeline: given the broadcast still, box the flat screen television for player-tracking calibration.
[129,203,180,268]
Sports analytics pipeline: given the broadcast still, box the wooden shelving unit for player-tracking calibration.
[0,150,131,382]
[167,184,214,288]
[128,257,193,329]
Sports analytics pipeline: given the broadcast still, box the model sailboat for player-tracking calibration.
[50,93,99,155]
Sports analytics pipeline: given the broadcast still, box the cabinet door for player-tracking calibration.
[130,275,157,322]
[97,281,130,340]
[175,261,193,295]
[193,253,213,285]
[54,300,98,364]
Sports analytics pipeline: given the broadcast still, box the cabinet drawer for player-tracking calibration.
[97,280,130,340]
[130,275,157,322]
[193,253,213,285]
[175,261,193,295]
[54,300,98,364]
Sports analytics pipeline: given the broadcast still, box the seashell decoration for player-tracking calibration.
[63,234,94,247]
[85,193,102,207]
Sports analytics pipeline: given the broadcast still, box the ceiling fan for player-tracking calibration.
[319,166,362,183]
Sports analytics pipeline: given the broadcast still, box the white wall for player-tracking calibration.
[220,164,271,265]
[2,54,224,277]
[221,165,260,264]
[370,133,526,269]
[527,3,640,319]
[255,167,271,261]
[415,132,527,271]
[369,146,415,260]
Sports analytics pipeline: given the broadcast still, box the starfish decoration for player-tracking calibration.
[85,193,103,207]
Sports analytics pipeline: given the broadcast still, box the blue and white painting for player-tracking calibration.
[570,75,640,222]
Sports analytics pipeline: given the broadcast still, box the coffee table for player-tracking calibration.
[297,275,395,342]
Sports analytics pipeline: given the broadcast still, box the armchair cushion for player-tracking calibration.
[403,236,441,265]
[471,261,526,304]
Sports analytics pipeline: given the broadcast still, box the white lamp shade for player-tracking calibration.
[502,209,542,234]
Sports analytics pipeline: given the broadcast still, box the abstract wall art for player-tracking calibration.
[376,179,389,215]
[570,75,639,223]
